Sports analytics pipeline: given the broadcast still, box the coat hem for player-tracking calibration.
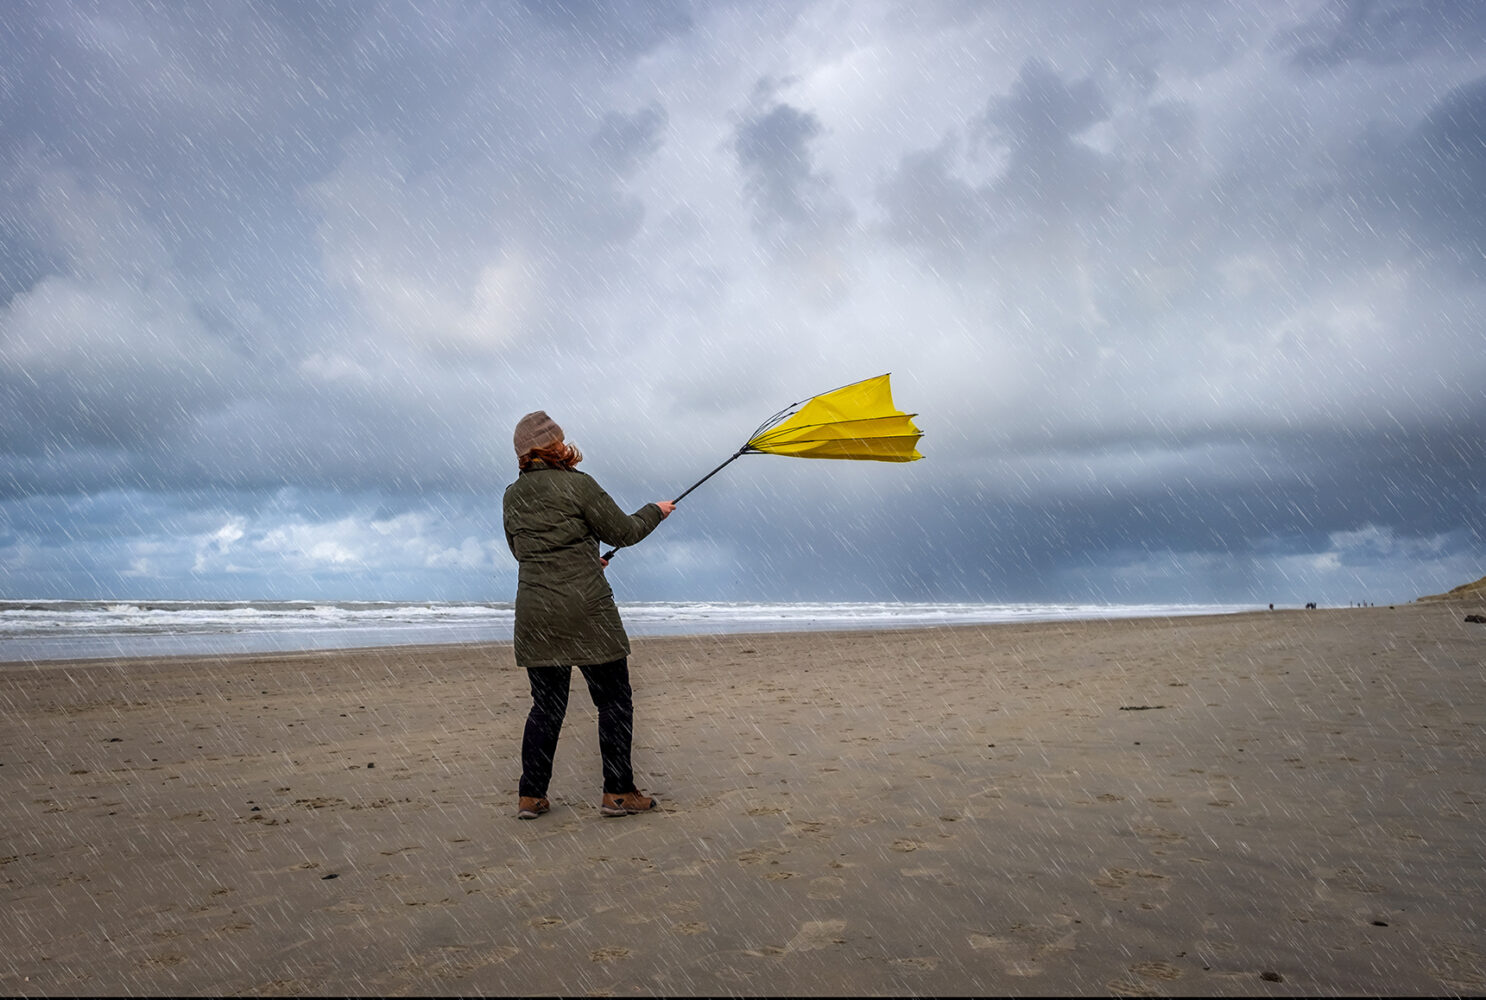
[517,653,630,669]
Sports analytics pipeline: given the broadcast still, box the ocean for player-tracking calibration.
[0,599,1260,664]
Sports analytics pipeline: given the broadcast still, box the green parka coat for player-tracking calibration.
[503,462,664,668]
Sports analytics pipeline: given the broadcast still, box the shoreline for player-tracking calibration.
[1,600,1269,667]
[1,609,1272,672]
[3,603,1482,994]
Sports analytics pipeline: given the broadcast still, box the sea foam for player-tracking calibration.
[0,598,1257,663]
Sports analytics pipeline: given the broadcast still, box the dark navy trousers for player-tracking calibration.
[519,658,635,797]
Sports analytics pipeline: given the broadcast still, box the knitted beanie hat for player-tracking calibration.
[513,410,564,456]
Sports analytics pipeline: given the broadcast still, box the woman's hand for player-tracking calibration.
[656,501,676,518]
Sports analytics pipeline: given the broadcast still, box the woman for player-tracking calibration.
[503,410,674,820]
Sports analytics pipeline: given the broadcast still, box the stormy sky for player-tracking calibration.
[2,0,1483,605]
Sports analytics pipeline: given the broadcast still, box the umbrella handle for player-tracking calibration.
[601,447,751,563]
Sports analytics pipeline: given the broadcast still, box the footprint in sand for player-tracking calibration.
[969,920,1077,977]
[1322,865,1386,894]
[1092,867,1170,909]
[1106,976,1160,996]
[136,954,186,970]
[1131,960,1183,981]
[397,944,503,981]
[963,932,1005,953]
[745,920,848,957]
[1427,943,1486,992]
[735,847,787,866]
[785,919,847,952]
[1133,823,1185,843]
[808,875,844,900]
[791,820,831,839]
[891,956,939,970]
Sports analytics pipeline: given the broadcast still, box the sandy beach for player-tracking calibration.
[2,602,1482,996]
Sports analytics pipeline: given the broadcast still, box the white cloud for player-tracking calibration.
[1270,524,1479,604]
[192,518,247,573]
[256,521,360,568]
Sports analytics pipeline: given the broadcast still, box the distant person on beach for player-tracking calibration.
[503,410,674,820]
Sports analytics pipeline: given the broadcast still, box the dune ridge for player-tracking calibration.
[1417,574,1486,602]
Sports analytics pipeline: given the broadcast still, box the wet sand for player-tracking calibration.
[2,603,1483,996]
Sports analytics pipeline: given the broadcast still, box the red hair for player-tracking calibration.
[518,441,582,471]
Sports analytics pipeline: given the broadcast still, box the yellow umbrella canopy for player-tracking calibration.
[745,374,924,462]
[602,374,922,561]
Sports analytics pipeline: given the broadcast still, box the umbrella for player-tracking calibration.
[604,373,922,561]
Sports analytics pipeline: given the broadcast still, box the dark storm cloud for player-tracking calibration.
[517,0,692,59]
[643,419,1484,605]
[1282,0,1486,71]
[1368,75,1486,258]
[977,58,1108,153]
[1,1,1482,603]
[880,59,1118,264]
[734,98,853,237]
[977,60,1118,215]
[592,105,669,175]
[1,0,674,492]
[874,142,989,262]
[865,17,1481,603]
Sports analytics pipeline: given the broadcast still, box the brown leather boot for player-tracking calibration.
[517,796,550,820]
[600,790,656,817]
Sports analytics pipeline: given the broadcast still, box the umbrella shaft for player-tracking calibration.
[672,447,749,504]
[601,447,749,562]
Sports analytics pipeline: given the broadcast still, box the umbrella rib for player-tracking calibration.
[750,404,799,439]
